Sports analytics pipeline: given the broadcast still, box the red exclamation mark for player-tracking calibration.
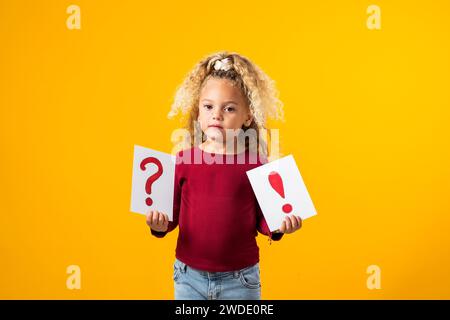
[268,171,292,214]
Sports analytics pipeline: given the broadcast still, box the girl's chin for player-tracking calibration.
[205,128,225,141]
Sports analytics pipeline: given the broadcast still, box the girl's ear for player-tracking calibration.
[245,113,253,127]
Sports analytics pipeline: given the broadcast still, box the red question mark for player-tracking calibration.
[140,157,164,206]
[268,171,293,214]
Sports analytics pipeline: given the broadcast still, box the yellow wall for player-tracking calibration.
[1,0,449,299]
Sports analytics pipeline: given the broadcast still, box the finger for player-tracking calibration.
[279,221,286,233]
[290,215,298,229]
[296,216,302,229]
[162,213,169,225]
[152,211,160,225]
[165,214,170,226]
[285,217,292,232]
[147,210,153,223]
[158,212,164,225]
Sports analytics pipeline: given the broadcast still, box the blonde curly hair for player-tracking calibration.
[168,51,284,158]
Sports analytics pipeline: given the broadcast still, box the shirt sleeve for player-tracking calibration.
[256,200,284,241]
[150,154,182,238]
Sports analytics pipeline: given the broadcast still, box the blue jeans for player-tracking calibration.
[173,257,261,300]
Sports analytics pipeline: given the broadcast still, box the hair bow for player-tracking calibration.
[213,58,232,71]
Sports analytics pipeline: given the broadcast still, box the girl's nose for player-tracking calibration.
[212,107,223,120]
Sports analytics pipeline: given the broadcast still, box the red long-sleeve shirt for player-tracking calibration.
[151,146,283,272]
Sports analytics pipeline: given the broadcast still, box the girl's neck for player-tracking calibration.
[198,139,246,155]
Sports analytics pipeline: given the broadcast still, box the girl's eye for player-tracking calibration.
[204,105,213,110]
[224,106,235,112]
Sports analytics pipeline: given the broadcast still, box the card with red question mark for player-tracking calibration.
[246,155,317,231]
[130,145,175,220]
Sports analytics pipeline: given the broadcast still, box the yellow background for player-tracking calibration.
[1,0,449,299]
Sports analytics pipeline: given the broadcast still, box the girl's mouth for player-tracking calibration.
[208,125,223,129]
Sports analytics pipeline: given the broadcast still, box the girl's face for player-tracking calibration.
[197,78,252,143]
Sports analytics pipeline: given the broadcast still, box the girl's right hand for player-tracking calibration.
[146,210,169,232]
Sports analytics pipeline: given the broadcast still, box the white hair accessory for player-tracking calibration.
[213,58,232,71]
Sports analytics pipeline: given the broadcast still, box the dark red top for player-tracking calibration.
[151,146,283,272]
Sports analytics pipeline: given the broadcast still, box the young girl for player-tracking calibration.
[146,52,302,300]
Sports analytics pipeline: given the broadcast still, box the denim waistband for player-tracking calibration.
[175,257,258,279]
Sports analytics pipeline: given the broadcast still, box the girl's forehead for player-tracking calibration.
[200,78,244,100]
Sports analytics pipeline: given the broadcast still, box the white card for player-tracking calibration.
[130,145,176,220]
[246,154,317,231]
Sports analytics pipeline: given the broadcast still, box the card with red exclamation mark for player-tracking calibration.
[246,154,317,232]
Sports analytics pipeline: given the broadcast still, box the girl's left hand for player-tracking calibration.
[278,215,302,234]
